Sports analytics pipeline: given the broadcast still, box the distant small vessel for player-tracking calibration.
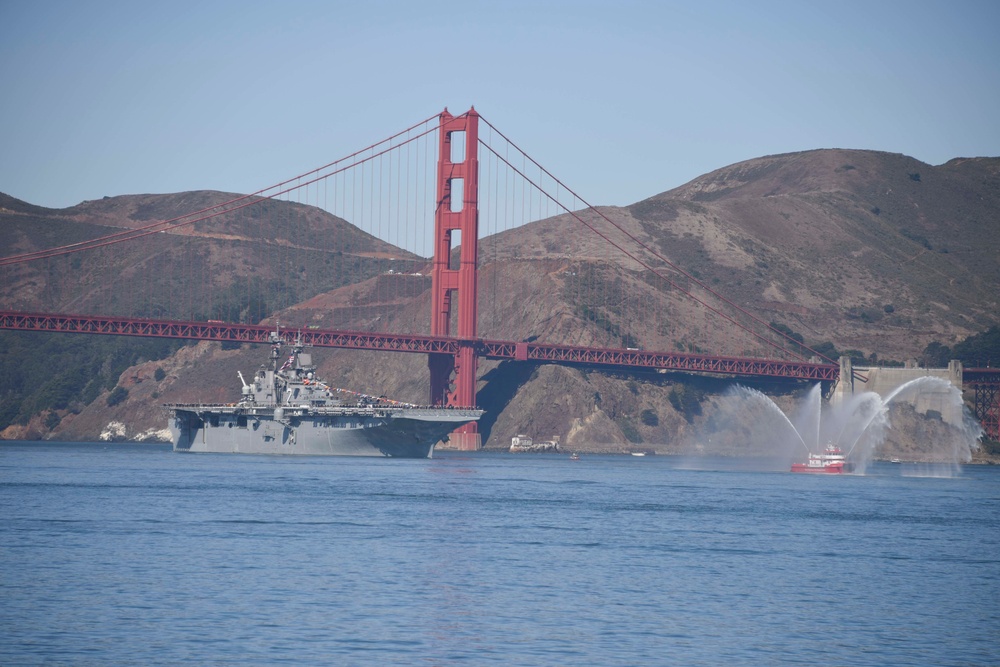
[890,458,901,464]
[631,452,646,457]
[510,434,560,453]
[791,444,854,474]
[569,452,580,461]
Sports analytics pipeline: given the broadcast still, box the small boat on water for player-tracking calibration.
[510,434,560,453]
[569,452,580,461]
[791,444,855,474]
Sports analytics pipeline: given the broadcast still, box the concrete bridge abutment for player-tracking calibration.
[831,357,964,427]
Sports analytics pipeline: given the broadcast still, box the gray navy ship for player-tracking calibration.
[166,330,482,457]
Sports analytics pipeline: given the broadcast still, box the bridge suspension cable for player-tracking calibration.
[3,106,833,370]
[0,112,448,267]
[476,113,833,364]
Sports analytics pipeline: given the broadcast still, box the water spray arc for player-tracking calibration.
[839,393,887,459]
[702,376,980,475]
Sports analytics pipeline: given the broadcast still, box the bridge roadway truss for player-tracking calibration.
[965,369,1000,442]
[0,310,837,381]
[3,312,997,439]
[0,311,459,355]
[479,339,838,381]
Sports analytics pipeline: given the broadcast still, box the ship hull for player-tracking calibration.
[790,462,855,474]
[169,406,480,458]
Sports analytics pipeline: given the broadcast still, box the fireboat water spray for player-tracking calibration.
[692,378,980,475]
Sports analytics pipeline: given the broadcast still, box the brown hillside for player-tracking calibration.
[0,191,421,319]
[3,150,998,451]
[626,150,1000,353]
[460,150,999,448]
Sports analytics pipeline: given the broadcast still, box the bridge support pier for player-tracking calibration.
[429,107,481,449]
[972,383,999,442]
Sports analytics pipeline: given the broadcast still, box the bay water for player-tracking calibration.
[2,442,998,665]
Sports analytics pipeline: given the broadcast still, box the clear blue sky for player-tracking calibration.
[2,0,998,211]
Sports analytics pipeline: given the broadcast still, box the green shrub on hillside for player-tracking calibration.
[618,418,642,443]
[954,326,1000,366]
[106,386,128,407]
[923,326,1000,367]
[0,331,184,431]
[669,385,704,423]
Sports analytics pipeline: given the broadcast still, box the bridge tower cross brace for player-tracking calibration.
[429,107,481,449]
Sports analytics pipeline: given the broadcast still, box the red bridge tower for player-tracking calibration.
[429,108,481,450]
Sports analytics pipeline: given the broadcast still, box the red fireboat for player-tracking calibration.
[791,444,855,474]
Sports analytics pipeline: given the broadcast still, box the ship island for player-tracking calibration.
[165,330,482,457]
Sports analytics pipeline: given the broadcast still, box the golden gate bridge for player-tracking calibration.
[1,108,996,444]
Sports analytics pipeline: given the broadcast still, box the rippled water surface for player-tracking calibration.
[2,443,998,665]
